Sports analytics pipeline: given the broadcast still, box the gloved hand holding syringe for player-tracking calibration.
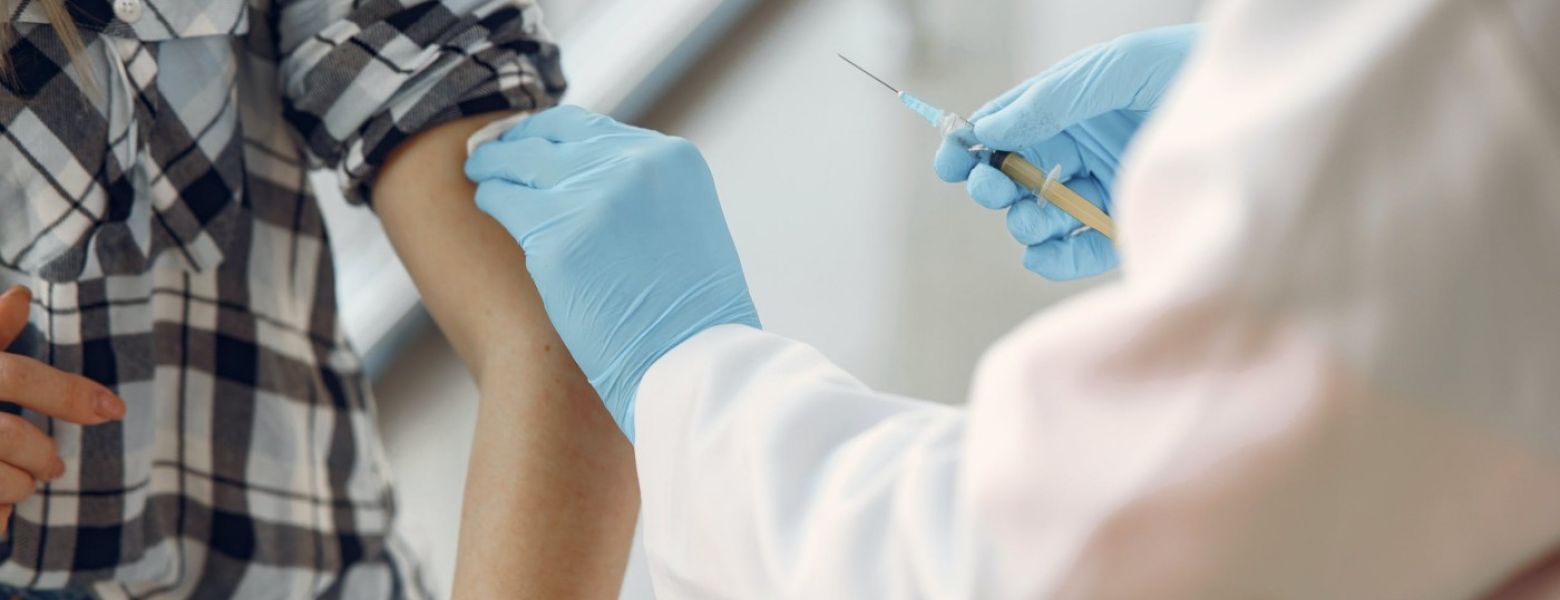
[838,54,1116,241]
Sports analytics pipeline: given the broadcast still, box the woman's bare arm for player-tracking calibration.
[374,112,639,599]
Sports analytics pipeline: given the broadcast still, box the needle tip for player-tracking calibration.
[836,53,900,94]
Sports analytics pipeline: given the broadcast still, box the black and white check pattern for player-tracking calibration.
[0,0,564,594]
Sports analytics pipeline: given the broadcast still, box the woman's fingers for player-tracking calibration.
[0,286,32,349]
[0,461,39,504]
[0,374,73,541]
[0,413,63,483]
[0,353,125,425]
[0,285,126,424]
[0,286,106,540]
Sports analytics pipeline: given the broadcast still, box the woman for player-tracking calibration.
[0,0,637,595]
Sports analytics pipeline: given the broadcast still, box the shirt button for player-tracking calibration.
[112,0,143,23]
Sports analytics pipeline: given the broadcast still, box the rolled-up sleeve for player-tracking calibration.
[276,0,564,202]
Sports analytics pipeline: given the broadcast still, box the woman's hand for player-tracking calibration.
[0,286,127,534]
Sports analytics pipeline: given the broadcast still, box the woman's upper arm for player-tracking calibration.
[372,113,640,599]
[371,112,547,373]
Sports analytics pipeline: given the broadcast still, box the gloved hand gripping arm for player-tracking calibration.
[465,106,761,442]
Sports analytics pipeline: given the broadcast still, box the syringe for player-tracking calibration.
[837,55,1116,241]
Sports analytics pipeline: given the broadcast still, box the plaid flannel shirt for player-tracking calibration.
[0,0,564,593]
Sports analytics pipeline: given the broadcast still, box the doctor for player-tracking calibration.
[466,0,1560,596]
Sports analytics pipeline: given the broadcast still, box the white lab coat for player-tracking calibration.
[634,0,1560,597]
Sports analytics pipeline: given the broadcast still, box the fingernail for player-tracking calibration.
[50,458,65,480]
[94,391,125,420]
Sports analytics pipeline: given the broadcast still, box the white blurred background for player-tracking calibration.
[335,0,1202,596]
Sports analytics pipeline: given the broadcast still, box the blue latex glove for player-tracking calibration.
[465,106,761,442]
[935,24,1199,280]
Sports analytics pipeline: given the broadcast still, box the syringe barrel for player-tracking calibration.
[990,151,1117,240]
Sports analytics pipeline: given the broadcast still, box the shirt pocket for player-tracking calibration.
[3,0,249,281]
[0,155,110,281]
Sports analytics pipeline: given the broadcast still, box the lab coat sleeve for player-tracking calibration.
[636,325,972,598]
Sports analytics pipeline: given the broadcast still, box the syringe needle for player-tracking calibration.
[835,52,1117,241]
[836,54,900,94]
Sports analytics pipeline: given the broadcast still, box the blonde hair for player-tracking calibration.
[0,0,92,88]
